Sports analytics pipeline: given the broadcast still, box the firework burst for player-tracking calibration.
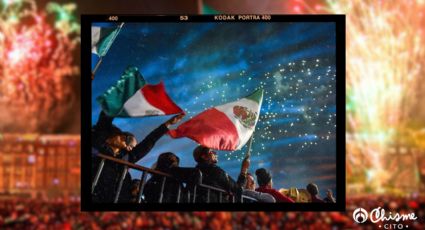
[0,0,79,132]
[324,0,425,192]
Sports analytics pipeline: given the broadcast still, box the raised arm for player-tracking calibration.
[94,111,115,132]
[129,124,168,163]
[237,156,250,187]
[129,114,185,163]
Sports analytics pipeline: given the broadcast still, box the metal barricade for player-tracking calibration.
[92,153,259,204]
[92,153,174,203]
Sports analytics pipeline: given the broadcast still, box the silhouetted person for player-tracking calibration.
[91,111,184,203]
[324,189,336,203]
[130,179,141,203]
[143,152,200,203]
[242,173,275,203]
[255,168,294,203]
[193,146,247,202]
[307,183,335,203]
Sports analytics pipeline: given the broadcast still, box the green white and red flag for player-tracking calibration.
[169,89,263,151]
[97,66,183,117]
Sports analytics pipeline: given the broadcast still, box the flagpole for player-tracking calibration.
[91,22,125,80]
[244,89,263,160]
[241,132,254,180]
[245,132,254,159]
[102,22,125,57]
[91,57,103,80]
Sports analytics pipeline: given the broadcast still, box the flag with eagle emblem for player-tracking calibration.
[168,89,263,151]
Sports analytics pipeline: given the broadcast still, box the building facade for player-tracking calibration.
[0,134,80,199]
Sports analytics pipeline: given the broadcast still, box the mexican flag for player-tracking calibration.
[91,24,122,57]
[97,66,183,117]
[169,89,263,151]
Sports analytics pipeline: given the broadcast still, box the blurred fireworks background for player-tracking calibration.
[0,0,80,133]
[326,0,425,194]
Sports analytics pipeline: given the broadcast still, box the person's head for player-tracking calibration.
[255,168,272,188]
[245,173,256,190]
[326,189,332,197]
[131,179,141,197]
[156,152,180,171]
[306,183,319,196]
[105,131,137,152]
[122,132,137,151]
[193,145,217,164]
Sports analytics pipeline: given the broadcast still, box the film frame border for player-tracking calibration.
[81,14,346,211]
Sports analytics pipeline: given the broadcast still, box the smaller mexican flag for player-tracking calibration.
[169,89,263,151]
[91,24,122,57]
[97,66,183,117]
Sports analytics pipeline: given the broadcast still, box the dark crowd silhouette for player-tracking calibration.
[91,111,335,203]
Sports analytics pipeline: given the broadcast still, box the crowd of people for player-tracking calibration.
[0,195,424,229]
[92,111,334,203]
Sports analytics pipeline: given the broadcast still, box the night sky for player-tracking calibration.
[91,21,337,197]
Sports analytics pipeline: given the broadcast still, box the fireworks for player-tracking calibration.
[285,0,327,14]
[0,0,79,132]
[196,59,337,162]
[324,0,425,192]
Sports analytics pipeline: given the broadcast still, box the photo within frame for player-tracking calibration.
[81,15,346,211]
